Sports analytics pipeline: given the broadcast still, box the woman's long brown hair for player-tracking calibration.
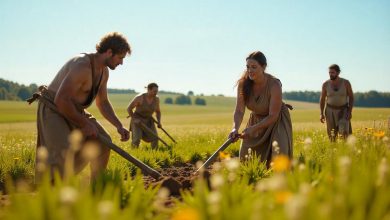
[236,51,267,104]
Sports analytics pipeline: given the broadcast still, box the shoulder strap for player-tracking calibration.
[80,53,103,108]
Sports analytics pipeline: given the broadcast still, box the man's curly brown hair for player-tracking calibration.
[96,32,131,55]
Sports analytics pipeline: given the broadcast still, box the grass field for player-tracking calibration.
[0,94,389,219]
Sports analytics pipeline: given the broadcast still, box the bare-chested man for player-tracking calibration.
[127,83,162,149]
[320,64,354,141]
[30,32,131,181]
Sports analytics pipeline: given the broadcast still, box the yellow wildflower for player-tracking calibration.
[171,208,200,220]
[272,155,290,172]
[219,151,231,160]
[275,190,292,204]
[373,131,385,138]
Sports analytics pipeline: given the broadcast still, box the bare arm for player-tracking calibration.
[155,97,161,125]
[96,72,129,141]
[320,82,327,123]
[228,83,246,141]
[345,80,354,119]
[95,72,122,129]
[126,95,141,118]
[233,83,246,131]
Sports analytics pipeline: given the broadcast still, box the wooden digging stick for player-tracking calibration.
[194,137,234,174]
[98,134,163,180]
[127,115,170,147]
[139,122,170,148]
[152,118,177,143]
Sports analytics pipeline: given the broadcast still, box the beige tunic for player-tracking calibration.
[130,94,158,147]
[239,74,293,165]
[324,78,352,137]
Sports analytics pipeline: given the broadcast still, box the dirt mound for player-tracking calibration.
[143,163,211,196]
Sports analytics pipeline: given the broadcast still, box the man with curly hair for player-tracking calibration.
[30,32,131,181]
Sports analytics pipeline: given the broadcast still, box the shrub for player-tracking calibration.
[175,95,192,105]
[164,97,173,104]
[194,98,206,106]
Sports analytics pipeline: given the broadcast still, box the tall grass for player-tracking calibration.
[0,95,389,219]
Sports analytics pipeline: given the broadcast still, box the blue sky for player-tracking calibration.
[1,0,389,96]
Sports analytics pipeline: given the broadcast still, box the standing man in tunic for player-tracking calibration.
[127,83,162,149]
[29,32,131,181]
[320,64,354,141]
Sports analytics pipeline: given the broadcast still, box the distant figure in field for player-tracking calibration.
[320,64,354,141]
[28,32,131,181]
[127,83,162,149]
[229,51,293,166]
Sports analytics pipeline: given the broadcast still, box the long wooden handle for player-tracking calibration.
[160,127,177,143]
[98,134,163,180]
[152,118,177,143]
[195,138,234,173]
[139,122,170,147]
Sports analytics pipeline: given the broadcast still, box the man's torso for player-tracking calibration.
[47,54,107,108]
[325,78,348,106]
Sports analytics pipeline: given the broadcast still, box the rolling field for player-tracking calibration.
[0,94,389,219]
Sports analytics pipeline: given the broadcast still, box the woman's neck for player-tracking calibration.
[253,72,266,85]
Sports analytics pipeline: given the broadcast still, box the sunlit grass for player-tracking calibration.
[0,95,389,219]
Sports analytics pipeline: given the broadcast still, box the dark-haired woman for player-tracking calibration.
[127,83,162,149]
[229,51,293,166]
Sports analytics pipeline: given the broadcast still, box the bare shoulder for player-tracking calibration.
[269,79,282,93]
[237,81,244,94]
[343,78,351,85]
[67,55,92,78]
[322,80,329,88]
[267,75,282,89]
[135,93,144,102]
[69,54,91,68]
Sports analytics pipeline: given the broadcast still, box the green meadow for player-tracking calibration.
[0,94,389,219]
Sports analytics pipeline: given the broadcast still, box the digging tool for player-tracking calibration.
[127,115,170,147]
[195,137,235,173]
[138,122,170,148]
[98,134,163,179]
[98,134,182,194]
[151,118,177,143]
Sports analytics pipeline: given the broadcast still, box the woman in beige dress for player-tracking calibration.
[229,51,293,166]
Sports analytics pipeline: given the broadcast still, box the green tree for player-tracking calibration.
[175,95,192,105]
[194,98,206,106]
[17,87,32,100]
[164,97,173,104]
[0,87,7,100]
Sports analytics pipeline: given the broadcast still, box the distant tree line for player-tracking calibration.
[283,90,390,107]
[1,78,388,107]
[353,91,390,107]
[164,95,207,106]
[107,88,136,94]
[0,78,140,100]
[0,78,38,101]
[282,91,321,103]
[159,90,183,95]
